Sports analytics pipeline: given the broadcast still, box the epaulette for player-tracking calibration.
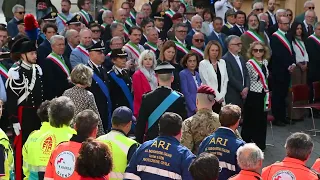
[7,66,20,80]
[35,64,43,75]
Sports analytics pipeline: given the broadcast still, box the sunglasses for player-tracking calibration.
[177,30,188,33]
[287,14,292,17]
[255,8,264,11]
[253,48,264,53]
[17,11,25,14]
[308,7,315,10]
[194,39,204,42]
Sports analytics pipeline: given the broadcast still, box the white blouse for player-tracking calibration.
[292,39,309,63]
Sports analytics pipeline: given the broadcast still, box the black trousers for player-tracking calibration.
[272,79,290,123]
[242,91,267,150]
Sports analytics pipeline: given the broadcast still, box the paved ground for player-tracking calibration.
[260,117,320,167]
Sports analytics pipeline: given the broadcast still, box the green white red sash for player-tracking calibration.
[57,13,68,26]
[273,30,292,55]
[77,44,89,57]
[99,7,109,12]
[309,34,320,46]
[125,18,134,27]
[130,10,136,20]
[248,58,270,110]
[294,39,305,57]
[79,9,90,25]
[124,26,129,37]
[174,41,189,54]
[165,9,175,19]
[101,23,107,29]
[245,30,264,43]
[47,52,70,77]
[144,42,157,52]
[191,46,204,58]
[0,63,8,79]
[124,41,141,59]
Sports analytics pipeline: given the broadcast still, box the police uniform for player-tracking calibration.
[41,11,58,24]
[262,157,320,180]
[87,41,112,131]
[44,134,86,180]
[124,136,195,180]
[153,12,167,41]
[198,127,245,180]
[60,14,82,37]
[97,107,139,180]
[229,170,262,180]
[23,121,76,179]
[107,49,133,112]
[135,62,187,143]
[6,38,45,180]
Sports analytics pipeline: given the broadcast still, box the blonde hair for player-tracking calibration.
[70,64,93,87]
[204,40,222,60]
[138,50,157,69]
[246,41,271,60]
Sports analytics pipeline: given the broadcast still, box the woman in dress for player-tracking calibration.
[62,64,105,136]
[179,52,201,117]
[241,41,270,150]
[288,21,309,120]
[76,139,112,180]
[158,40,183,92]
[199,40,228,113]
[133,50,158,118]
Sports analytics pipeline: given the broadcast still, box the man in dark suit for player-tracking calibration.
[268,9,286,36]
[229,11,246,37]
[208,17,227,55]
[96,0,113,24]
[42,35,71,100]
[186,14,204,45]
[222,9,236,36]
[163,0,180,32]
[306,22,320,102]
[63,29,80,70]
[37,23,58,68]
[135,62,187,143]
[87,41,111,132]
[144,27,161,59]
[266,0,276,28]
[7,4,25,38]
[294,1,318,23]
[302,10,316,38]
[270,16,296,126]
[140,18,154,46]
[77,0,93,27]
[223,35,250,109]
[173,23,190,65]
[190,32,205,60]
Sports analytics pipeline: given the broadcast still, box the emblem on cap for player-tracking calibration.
[51,12,56,17]
[76,15,81,20]
[101,41,104,47]
[95,20,98,24]
[160,11,165,17]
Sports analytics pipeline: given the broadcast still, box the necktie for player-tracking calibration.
[308,25,314,36]
[240,26,245,33]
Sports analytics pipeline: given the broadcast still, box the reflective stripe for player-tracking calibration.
[23,160,46,172]
[123,172,141,180]
[99,131,130,154]
[219,161,236,171]
[110,171,124,179]
[137,165,182,179]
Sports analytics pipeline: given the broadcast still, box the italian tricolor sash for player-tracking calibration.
[79,10,90,25]
[125,42,141,59]
[245,30,264,43]
[294,39,305,57]
[0,63,8,79]
[124,26,129,37]
[165,9,175,19]
[101,23,107,29]
[47,52,70,77]
[99,7,108,12]
[174,41,189,54]
[144,42,157,52]
[273,30,292,55]
[248,58,270,110]
[191,46,204,58]
[130,10,136,20]
[309,34,320,46]
[57,13,68,26]
[125,18,134,27]
[77,44,89,57]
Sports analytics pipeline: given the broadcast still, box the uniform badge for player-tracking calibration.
[101,41,104,47]
[40,135,57,155]
[51,12,57,18]
[160,11,165,17]
[272,170,296,180]
[54,151,76,178]
[76,15,81,20]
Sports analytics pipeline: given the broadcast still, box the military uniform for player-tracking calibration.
[181,109,220,154]
[6,38,45,180]
[124,136,195,180]
[198,127,245,180]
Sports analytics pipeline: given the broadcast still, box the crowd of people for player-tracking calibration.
[0,0,319,179]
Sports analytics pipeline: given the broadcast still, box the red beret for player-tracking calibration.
[197,85,216,96]
[172,13,183,21]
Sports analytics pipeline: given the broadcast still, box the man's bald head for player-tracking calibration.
[278,16,290,32]
[192,32,205,49]
[79,29,92,47]
[116,8,127,23]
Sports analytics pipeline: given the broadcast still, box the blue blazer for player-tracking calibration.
[179,69,201,117]
[208,31,227,55]
[7,18,18,38]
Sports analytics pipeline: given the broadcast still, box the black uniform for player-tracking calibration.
[306,35,320,102]
[135,86,187,143]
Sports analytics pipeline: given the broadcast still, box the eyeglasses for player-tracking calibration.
[253,48,264,53]
[255,8,264,12]
[280,22,290,25]
[177,30,188,33]
[173,1,181,3]
[287,14,292,17]
[308,7,315,10]
[231,43,242,46]
[194,39,204,42]
[92,30,101,33]
[17,11,25,14]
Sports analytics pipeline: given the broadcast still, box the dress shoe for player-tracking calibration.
[273,121,286,126]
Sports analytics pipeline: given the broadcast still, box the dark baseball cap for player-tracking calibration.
[112,106,136,124]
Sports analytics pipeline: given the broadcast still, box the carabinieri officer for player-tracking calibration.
[124,112,195,180]
[135,62,187,143]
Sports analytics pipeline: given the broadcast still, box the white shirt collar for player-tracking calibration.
[114,65,123,74]
[213,29,220,37]
[236,24,244,28]
[226,22,234,28]
[90,60,101,69]
[230,51,239,58]
[68,43,75,50]
[267,10,274,16]
[233,8,238,12]
[155,27,161,32]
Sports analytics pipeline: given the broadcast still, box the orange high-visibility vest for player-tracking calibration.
[228,170,262,180]
[312,158,320,173]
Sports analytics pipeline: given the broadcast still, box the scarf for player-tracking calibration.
[139,67,157,90]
